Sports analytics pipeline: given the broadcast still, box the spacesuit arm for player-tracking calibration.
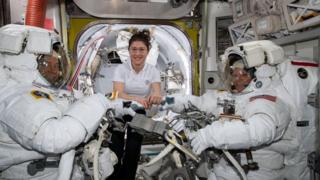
[166,91,226,115]
[32,93,111,154]
[195,98,291,150]
[2,92,110,154]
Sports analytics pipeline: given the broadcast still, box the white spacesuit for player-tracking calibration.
[276,57,319,180]
[166,40,295,180]
[0,24,126,179]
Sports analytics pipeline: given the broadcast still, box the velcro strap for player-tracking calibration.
[296,121,309,127]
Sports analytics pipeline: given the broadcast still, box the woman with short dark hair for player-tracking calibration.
[107,30,162,180]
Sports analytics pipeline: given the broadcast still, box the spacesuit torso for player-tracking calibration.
[209,72,292,180]
[0,79,73,179]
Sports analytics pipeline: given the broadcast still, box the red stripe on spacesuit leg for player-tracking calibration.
[249,95,277,102]
[291,61,319,67]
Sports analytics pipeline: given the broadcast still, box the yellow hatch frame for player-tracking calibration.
[67,18,200,95]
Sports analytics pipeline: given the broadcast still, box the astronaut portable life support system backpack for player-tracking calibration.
[278,57,319,109]
[278,56,319,179]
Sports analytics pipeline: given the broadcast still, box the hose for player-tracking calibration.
[93,122,109,180]
[25,0,48,27]
[222,150,248,180]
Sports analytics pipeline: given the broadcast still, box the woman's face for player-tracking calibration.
[129,40,149,67]
[230,67,252,93]
[38,54,61,87]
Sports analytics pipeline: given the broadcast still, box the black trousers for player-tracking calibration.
[107,114,144,180]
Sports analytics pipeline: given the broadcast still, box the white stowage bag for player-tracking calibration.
[98,148,118,179]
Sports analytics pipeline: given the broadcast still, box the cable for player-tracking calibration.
[93,121,109,180]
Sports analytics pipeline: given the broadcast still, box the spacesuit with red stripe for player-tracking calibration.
[167,40,295,180]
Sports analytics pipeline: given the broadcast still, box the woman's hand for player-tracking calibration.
[149,82,162,106]
[148,94,162,105]
[113,82,150,109]
[134,97,150,109]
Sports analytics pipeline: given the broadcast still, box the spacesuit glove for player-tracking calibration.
[96,94,136,118]
[98,148,118,179]
[110,99,136,117]
[66,93,109,142]
[160,93,189,113]
[189,129,211,155]
[169,119,186,133]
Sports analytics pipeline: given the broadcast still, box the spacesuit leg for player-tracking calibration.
[212,157,284,180]
[283,155,309,180]
[212,159,242,180]
[281,105,316,180]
